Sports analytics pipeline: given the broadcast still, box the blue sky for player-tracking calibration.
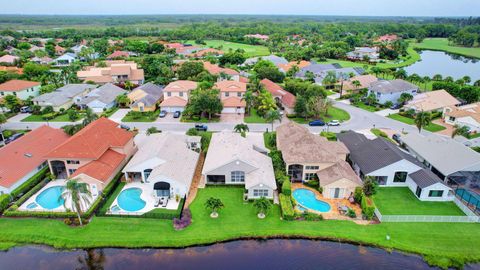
[1,0,479,16]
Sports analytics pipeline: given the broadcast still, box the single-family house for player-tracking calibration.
[375,34,399,43]
[0,80,41,100]
[346,47,380,61]
[0,66,23,74]
[53,53,77,67]
[128,82,164,112]
[277,60,311,73]
[106,50,137,60]
[295,63,364,85]
[187,48,224,58]
[77,60,145,85]
[242,55,288,67]
[71,44,87,55]
[444,102,480,132]
[33,84,97,111]
[122,133,200,205]
[202,131,277,199]
[0,55,19,65]
[404,89,460,113]
[260,78,296,114]
[338,74,378,93]
[45,118,136,192]
[54,45,66,55]
[0,126,69,194]
[160,80,197,113]
[368,79,419,105]
[31,56,53,65]
[77,83,126,113]
[214,80,246,114]
[338,130,453,201]
[203,62,240,82]
[276,122,360,199]
[244,34,269,41]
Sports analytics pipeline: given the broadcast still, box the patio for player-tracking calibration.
[291,183,362,220]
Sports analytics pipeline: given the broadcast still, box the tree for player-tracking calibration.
[115,94,130,108]
[146,126,161,135]
[256,91,277,116]
[82,108,98,126]
[366,92,377,106]
[234,123,249,137]
[265,110,282,131]
[23,62,49,80]
[92,38,109,56]
[78,47,96,63]
[451,125,470,139]
[61,179,92,226]
[414,111,432,133]
[394,69,407,79]
[474,80,480,87]
[253,197,272,218]
[4,95,21,112]
[177,61,205,80]
[322,70,337,89]
[204,197,224,218]
[397,92,414,105]
[62,124,83,136]
[219,50,246,66]
[124,80,134,90]
[253,60,285,83]
[187,88,223,120]
[432,74,443,81]
[363,177,378,196]
[242,90,255,115]
[67,109,79,122]
[463,76,472,84]
[352,80,361,91]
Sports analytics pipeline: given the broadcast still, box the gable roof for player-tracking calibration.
[0,80,40,92]
[130,83,164,107]
[0,55,19,63]
[243,55,288,66]
[317,160,363,187]
[107,51,130,59]
[277,60,311,72]
[164,80,197,92]
[77,83,126,106]
[369,79,418,94]
[336,130,370,151]
[203,62,239,76]
[214,81,247,92]
[444,102,480,123]
[160,96,188,107]
[260,78,296,108]
[340,75,379,91]
[0,126,69,188]
[409,169,449,189]
[276,122,349,164]
[45,118,133,159]
[70,149,126,183]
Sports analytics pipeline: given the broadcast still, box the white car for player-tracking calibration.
[327,120,340,126]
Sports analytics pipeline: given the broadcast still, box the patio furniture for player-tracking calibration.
[338,205,349,215]
[162,197,169,208]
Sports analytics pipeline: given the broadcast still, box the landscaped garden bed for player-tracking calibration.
[122,110,160,122]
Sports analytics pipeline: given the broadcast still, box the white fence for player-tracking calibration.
[374,198,480,223]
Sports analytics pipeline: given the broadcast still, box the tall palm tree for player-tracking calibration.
[241,90,255,115]
[82,108,98,126]
[463,76,472,84]
[352,80,362,91]
[253,197,272,218]
[414,111,432,133]
[422,76,430,90]
[265,110,282,131]
[62,179,92,226]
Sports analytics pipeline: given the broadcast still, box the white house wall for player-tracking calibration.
[367,159,422,186]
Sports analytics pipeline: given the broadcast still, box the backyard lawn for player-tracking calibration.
[412,38,480,59]
[0,187,479,268]
[374,187,465,216]
[387,113,446,132]
[188,40,270,57]
[244,108,268,123]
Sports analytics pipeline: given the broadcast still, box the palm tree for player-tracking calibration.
[82,108,98,126]
[234,123,249,134]
[394,69,407,79]
[253,197,272,218]
[124,80,134,90]
[422,76,430,90]
[451,125,469,139]
[463,76,471,84]
[322,70,337,89]
[352,80,362,92]
[61,179,92,226]
[432,74,443,81]
[265,110,282,131]
[241,90,255,115]
[115,94,131,108]
[474,80,480,87]
[205,197,224,218]
[414,111,432,133]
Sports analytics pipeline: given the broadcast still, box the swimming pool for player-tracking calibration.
[293,188,331,212]
[36,186,65,210]
[117,188,146,212]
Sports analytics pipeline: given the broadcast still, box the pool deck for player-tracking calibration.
[108,182,180,215]
[292,183,362,221]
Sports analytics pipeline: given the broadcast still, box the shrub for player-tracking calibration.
[361,195,375,220]
[353,187,363,204]
[299,211,323,221]
[10,167,48,199]
[304,180,319,189]
[269,150,285,171]
[320,131,337,141]
[318,186,323,194]
[274,169,289,186]
[186,128,199,136]
[279,194,294,220]
[173,208,192,230]
[0,194,11,212]
[347,208,357,218]
[363,177,378,196]
[282,180,291,195]
[264,132,276,149]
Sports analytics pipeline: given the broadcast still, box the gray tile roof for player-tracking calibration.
[295,65,364,84]
[243,55,288,66]
[336,130,370,151]
[409,169,447,188]
[78,83,126,106]
[56,84,97,98]
[369,79,418,94]
[131,82,164,107]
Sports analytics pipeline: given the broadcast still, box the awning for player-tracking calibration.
[153,182,170,190]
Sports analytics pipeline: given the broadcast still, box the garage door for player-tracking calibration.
[162,106,184,113]
[222,107,237,114]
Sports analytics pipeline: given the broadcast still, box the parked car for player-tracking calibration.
[120,124,131,131]
[327,120,340,126]
[390,103,402,110]
[159,110,167,118]
[392,133,401,144]
[173,111,181,118]
[195,124,208,131]
[4,133,24,144]
[20,106,32,113]
[308,119,325,126]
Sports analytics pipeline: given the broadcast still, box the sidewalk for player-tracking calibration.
[7,113,30,123]
[108,109,130,123]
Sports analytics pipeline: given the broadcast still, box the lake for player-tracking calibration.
[405,50,480,82]
[1,239,479,270]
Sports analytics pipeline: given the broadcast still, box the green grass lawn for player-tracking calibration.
[21,113,83,122]
[122,110,160,122]
[412,38,480,59]
[244,108,268,123]
[374,187,465,216]
[181,116,220,123]
[291,106,350,124]
[387,113,446,132]
[0,187,479,268]
[188,40,270,57]
[354,103,380,112]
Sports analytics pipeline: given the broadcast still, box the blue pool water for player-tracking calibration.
[293,189,331,212]
[26,202,38,209]
[117,188,146,212]
[36,186,65,210]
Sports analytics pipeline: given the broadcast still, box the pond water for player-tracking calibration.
[1,239,479,270]
[405,50,480,82]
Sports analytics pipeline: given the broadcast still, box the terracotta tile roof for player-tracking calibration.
[203,62,239,76]
[214,81,247,92]
[0,66,23,74]
[107,50,130,59]
[0,126,69,188]
[164,80,197,92]
[340,75,379,91]
[160,96,188,107]
[0,80,40,92]
[375,34,399,43]
[239,76,249,83]
[45,118,133,159]
[222,97,246,107]
[0,55,19,64]
[277,60,311,72]
[260,79,296,108]
[188,48,224,58]
[445,102,480,123]
[70,149,125,183]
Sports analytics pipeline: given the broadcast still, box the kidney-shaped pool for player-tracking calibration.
[293,188,331,212]
[116,188,146,212]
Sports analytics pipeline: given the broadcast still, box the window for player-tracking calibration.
[305,173,317,180]
[0,92,3,96]
[253,189,269,197]
[68,169,76,175]
[428,190,444,197]
[167,92,171,97]
[66,160,80,165]
[305,166,320,170]
[237,92,242,97]
[225,92,230,97]
[179,92,184,97]
[393,171,407,183]
[449,116,456,122]
[231,171,245,182]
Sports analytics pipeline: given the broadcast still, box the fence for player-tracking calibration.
[374,198,480,223]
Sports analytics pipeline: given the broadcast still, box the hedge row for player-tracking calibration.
[97,182,126,215]
[282,180,291,196]
[361,195,376,220]
[10,167,49,199]
[279,194,294,221]
[0,194,11,213]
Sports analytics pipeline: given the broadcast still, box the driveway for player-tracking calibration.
[375,108,399,117]
[7,113,30,123]
[109,109,130,123]
[156,113,180,123]
[220,113,244,123]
